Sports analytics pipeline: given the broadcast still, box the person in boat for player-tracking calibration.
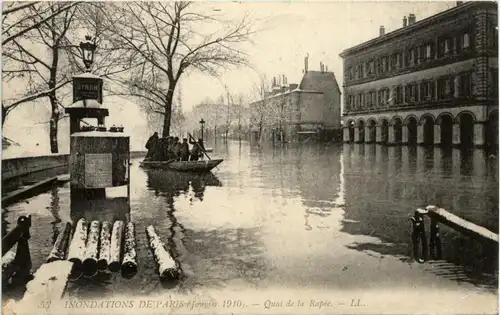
[189,138,205,161]
[173,137,182,160]
[145,132,159,160]
[180,138,190,161]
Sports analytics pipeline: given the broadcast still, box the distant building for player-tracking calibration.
[250,60,342,143]
[339,1,498,148]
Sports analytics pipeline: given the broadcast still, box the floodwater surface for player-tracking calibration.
[3,141,498,309]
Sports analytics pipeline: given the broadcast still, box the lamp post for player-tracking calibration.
[79,35,96,71]
[199,118,205,141]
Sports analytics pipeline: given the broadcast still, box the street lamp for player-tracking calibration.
[79,35,96,72]
[199,118,205,140]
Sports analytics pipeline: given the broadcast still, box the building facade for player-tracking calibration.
[339,2,498,148]
[250,67,342,143]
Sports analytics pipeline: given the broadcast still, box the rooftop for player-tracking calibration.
[339,1,493,58]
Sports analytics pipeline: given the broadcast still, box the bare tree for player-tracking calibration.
[2,1,79,46]
[99,2,254,138]
[1,1,79,128]
[249,73,272,146]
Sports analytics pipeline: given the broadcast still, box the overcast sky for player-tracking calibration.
[180,1,455,109]
[2,1,456,155]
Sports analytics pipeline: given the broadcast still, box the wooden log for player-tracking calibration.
[97,221,112,270]
[121,222,137,277]
[145,225,180,280]
[82,221,101,278]
[426,205,499,243]
[66,218,88,280]
[47,223,72,263]
[108,221,124,272]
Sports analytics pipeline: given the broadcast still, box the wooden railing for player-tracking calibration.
[2,215,33,285]
[410,205,498,263]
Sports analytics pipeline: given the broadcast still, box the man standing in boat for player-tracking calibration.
[180,138,190,161]
[144,132,159,160]
[189,138,205,161]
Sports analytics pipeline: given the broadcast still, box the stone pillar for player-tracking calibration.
[365,126,373,143]
[388,125,395,144]
[343,128,350,142]
[375,126,382,143]
[434,124,441,145]
[354,128,360,143]
[473,122,485,146]
[402,125,409,144]
[452,123,460,146]
[454,75,460,98]
[417,124,424,144]
[389,87,396,107]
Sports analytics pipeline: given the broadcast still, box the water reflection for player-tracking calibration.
[341,143,498,288]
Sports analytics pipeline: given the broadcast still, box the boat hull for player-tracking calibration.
[139,159,223,173]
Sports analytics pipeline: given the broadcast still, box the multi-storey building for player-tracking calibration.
[339,2,498,148]
[249,61,342,142]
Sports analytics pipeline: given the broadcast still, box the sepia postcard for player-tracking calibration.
[1,1,498,314]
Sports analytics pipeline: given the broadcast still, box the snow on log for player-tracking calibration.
[66,218,88,280]
[146,225,180,280]
[426,205,499,243]
[121,222,138,277]
[47,223,72,263]
[108,221,124,272]
[82,221,101,278]
[17,260,73,312]
[2,247,17,282]
[98,221,112,270]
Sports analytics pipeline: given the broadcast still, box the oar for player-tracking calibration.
[188,133,219,171]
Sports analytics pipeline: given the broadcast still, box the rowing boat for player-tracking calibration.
[139,159,223,173]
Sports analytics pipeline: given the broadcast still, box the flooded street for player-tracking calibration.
[3,141,498,312]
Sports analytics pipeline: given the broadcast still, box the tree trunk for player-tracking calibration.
[49,93,59,153]
[161,82,176,138]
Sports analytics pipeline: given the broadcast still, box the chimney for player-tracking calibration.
[403,16,407,27]
[282,74,286,85]
[304,54,309,72]
[379,25,385,36]
[408,13,416,25]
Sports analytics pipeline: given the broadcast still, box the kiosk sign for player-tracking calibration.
[73,76,103,104]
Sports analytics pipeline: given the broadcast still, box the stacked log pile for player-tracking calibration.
[59,219,138,279]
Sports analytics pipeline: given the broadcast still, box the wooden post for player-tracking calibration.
[121,222,137,278]
[145,226,180,280]
[82,221,101,278]
[429,215,442,260]
[97,221,112,270]
[410,208,428,263]
[47,223,72,263]
[108,221,124,272]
